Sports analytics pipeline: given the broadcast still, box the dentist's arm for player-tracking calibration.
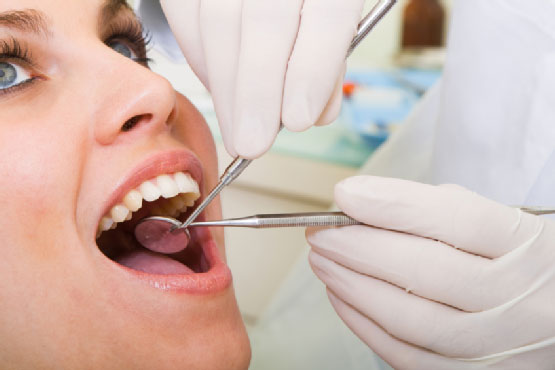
[159,0,365,158]
[308,176,555,369]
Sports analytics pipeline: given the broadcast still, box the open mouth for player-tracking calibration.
[96,171,209,275]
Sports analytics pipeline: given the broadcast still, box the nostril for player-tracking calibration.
[121,115,140,132]
[121,114,151,132]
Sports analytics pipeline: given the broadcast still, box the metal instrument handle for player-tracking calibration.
[519,206,555,216]
[253,212,362,228]
[348,0,397,57]
[189,212,362,228]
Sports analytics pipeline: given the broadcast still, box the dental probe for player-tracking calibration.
[134,0,397,252]
[179,0,397,231]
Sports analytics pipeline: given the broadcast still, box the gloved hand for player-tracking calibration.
[307,176,555,369]
[159,0,365,158]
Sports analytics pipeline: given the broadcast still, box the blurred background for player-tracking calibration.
[139,0,450,343]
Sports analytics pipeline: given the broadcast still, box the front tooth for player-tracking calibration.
[110,204,130,223]
[174,172,199,194]
[99,217,114,232]
[125,212,133,221]
[156,174,179,198]
[139,180,161,202]
[123,190,142,212]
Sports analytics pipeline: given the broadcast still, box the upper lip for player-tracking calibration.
[96,149,203,234]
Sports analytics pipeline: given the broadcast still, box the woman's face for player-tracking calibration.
[0,0,249,368]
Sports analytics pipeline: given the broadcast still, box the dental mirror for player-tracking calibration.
[135,212,363,253]
[134,216,190,254]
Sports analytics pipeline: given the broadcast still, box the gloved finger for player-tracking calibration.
[307,225,501,312]
[325,290,478,370]
[328,290,550,370]
[282,0,364,132]
[313,65,345,127]
[199,0,242,157]
[335,176,542,258]
[160,0,208,87]
[231,0,304,159]
[309,251,503,359]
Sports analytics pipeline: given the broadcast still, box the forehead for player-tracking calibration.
[0,0,131,36]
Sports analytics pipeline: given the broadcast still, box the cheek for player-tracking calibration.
[0,116,85,245]
[171,95,219,190]
[188,127,218,187]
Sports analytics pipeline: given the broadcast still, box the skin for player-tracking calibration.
[0,0,250,369]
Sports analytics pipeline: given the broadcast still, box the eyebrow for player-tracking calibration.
[0,1,132,38]
[0,9,51,37]
[100,0,133,29]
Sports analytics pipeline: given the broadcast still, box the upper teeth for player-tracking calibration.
[97,171,200,238]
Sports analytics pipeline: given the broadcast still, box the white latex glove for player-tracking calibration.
[307,176,555,369]
[159,0,365,158]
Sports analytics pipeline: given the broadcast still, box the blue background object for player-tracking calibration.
[207,68,441,168]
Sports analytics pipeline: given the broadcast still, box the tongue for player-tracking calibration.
[117,249,194,275]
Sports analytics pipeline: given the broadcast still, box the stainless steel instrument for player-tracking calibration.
[134,212,361,253]
[517,206,555,216]
[134,205,555,253]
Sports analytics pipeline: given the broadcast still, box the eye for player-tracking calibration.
[107,40,137,59]
[0,61,33,91]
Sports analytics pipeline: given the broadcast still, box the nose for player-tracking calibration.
[90,49,176,145]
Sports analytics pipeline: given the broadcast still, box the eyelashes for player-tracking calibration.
[0,37,33,65]
[104,18,152,66]
[0,39,39,96]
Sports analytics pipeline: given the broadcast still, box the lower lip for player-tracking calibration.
[102,226,231,294]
